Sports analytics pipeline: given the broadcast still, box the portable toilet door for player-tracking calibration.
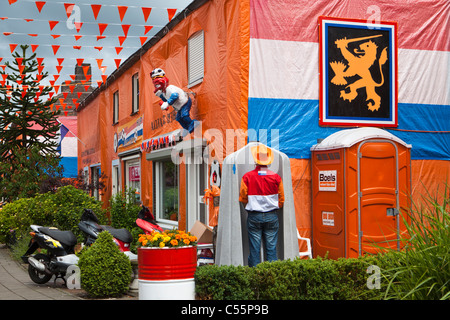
[311,127,412,259]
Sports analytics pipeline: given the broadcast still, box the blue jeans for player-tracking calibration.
[247,211,279,267]
[175,97,196,133]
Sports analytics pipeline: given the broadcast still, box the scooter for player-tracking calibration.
[22,225,79,285]
[136,205,164,234]
[78,209,137,260]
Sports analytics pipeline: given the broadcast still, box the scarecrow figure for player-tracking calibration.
[151,68,197,133]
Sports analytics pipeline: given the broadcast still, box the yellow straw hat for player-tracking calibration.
[251,145,274,166]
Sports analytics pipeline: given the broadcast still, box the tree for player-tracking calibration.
[0,45,63,200]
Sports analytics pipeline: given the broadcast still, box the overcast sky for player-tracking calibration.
[0,0,193,87]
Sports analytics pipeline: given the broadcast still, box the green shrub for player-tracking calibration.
[380,184,450,300]
[78,231,132,298]
[109,188,140,230]
[0,185,106,243]
[195,256,383,300]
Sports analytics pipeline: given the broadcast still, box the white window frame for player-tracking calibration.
[124,155,141,202]
[153,159,179,228]
[113,90,119,124]
[132,73,139,114]
[188,30,204,88]
[111,159,121,196]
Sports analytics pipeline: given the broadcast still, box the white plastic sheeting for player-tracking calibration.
[215,142,299,266]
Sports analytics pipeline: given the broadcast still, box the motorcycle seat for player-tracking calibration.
[101,225,133,243]
[39,227,77,247]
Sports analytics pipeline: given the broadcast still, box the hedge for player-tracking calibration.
[0,185,107,243]
[195,255,387,300]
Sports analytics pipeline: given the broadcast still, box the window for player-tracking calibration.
[132,73,139,114]
[111,160,120,196]
[154,159,179,224]
[113,91,119,124]
[188,30,204,87]
[91,165,101,200]
[125,158,141,202]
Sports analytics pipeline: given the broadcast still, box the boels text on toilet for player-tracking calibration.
[319,170,337,191]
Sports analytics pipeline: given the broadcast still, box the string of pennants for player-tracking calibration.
[1,0,181,115]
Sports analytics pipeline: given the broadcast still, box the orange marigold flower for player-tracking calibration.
[170,239,178,246]
[183,239,190,245]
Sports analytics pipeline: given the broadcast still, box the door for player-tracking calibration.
[357,140,400,255]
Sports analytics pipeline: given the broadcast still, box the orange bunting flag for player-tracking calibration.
[3,32,13,36]
[91,4,101,20]
[49,20,59,31]
[122,24,130,36]
[37,57,44,65]
[9,44,17,53]
[35,1,46,13]
[24,19,34,22]
[73,46,81,50]
[94,46,103,51]
[114,59,121,69]
[118,6,128,22]
[118,36,126,46]
[52,45,60,55]
[51,34,61,39]
[68,76,75,82]
[38,65,44,74]
[144,26,153,35]
[53,85,60,94]
[76,58,84,66]
[56,65,63,73]
[16,57,23,65]
[140,37,147,46]
[96,59,103,69]
[77,92,83,98]
[8,0,18,5]
[57,58,64,65]
[115,47,123,54]
[69,85,75,93]
[53,74,59,81]
[63,92,69,99]
[98,23,108,36]
[102,74,107,83]
[74,22,82,32]
[96,36,106,41]
[167,9,177,22]
[28,34,38,37]
[64,3,74,18]
[31,44,39,52]
[142,7,152,22]
[82,65,90,77]
[74,35,82,41]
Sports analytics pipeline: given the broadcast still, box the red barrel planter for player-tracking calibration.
[137,246,197,300]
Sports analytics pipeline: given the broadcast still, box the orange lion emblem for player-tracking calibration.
[330,34,388,112]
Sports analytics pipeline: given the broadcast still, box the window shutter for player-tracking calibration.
[188,30,204,87]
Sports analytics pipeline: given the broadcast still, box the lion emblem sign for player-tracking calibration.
[330,34,388,112]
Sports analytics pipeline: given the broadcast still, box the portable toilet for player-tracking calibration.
[215,142,299,266]
[310,127,412,259]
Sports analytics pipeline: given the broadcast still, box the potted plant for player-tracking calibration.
[137,229,198,300]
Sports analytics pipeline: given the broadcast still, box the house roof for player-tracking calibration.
[78,0,210,112]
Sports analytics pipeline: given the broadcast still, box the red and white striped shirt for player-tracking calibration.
[239,166,284,212]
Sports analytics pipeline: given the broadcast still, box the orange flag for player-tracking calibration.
[57,58,64,65]
[117,6,128,22]
[76,58,84,66]
[91,4,101,20]
[49,20,59,31]
[122,24,130,36]
[140,37,147,46]
[118,36,126,46]
[9,44,17,53]
[144,26,153,35]
[98,23,108,36]
[167,9,177,21]
[64,3,74,18]
[142,7,152,22]
[35,1,46,13]
[31,44,39,52]
[114,59,121,69]
[51,45,60,55]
